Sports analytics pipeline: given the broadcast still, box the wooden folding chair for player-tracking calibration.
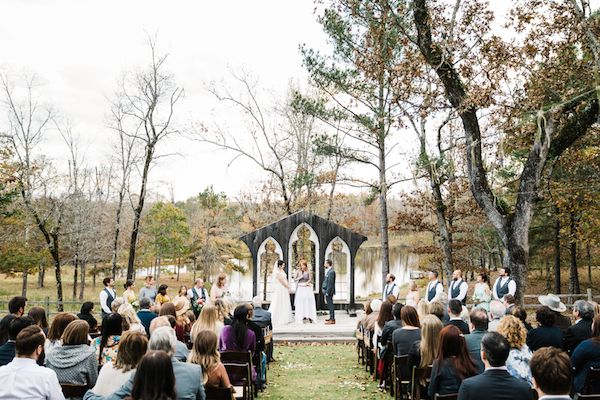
[61,384,89,398]
[393,355,410,400]
[411,365,432,400]
[582,367,600,395]
[223,363,250,400]
[434,394,458,400]
[356,325,365,365]
[205,386,235,400]
[221,351,255,400]
[578,395,600,400]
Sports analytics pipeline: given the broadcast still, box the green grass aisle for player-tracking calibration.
[262,343,389,400]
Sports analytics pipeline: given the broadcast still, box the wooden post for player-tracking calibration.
[45,296,50,316]
[587,288,593,302]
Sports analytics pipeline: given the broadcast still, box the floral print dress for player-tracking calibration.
[506,344,533,386]
[92,335,121,366]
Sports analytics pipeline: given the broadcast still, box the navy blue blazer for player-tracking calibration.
[322,268,336,296]
[458,369,531,400]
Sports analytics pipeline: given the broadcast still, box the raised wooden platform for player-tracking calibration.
[272,311,363,343]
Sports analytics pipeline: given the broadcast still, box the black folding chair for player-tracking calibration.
[582,367,600,395]
[221,351,256,399]
[411,365,432,400]
[222,363,250,400]
[205,386,235,400]
[393,355,410,400]
[61,384,89,398]
[434,394,458,400]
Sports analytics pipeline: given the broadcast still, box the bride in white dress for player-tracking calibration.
[268,260,293,327]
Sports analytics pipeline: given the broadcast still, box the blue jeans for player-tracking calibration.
[326,293,335,320]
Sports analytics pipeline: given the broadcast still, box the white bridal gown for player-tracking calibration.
[268,269,293,327]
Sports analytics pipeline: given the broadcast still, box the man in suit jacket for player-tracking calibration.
[458,332,531,400]
[445,299,469,334]
[0,317,34,366]
[563,300,594,354]
[465,308,488,371]
[380,303,403,347]
[136,297,157,336]
[84,327,205,400]
[251,296,272,329]
[530,347,573,400]
[323,259,336,325]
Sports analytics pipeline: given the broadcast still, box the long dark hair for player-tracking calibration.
[232,305,250,349]
[28,307,48,330]
[377,301,393,329]
[436,325,477,379]
[130,351,176,400]
[99,313,123,362]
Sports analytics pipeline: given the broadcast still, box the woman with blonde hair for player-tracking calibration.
[408,315,443,391]
[188,330,233,390]
[118,303,146,335]
[91,331,148,396]
[191,305,224,341]
[416,299,430,321]
[210,273,229,302]
[405,280,420,307]
[497,315,533,385]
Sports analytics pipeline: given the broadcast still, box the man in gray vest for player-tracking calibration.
[425,271,443,303]
[323,259,336,325]
[448,269,468,305]
[492,267,516,301]
[382,273,400,301]
[99,277,116,319]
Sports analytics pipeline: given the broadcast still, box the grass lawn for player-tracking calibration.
[263,343,388,400]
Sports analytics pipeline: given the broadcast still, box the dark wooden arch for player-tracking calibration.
[239,210,367,310]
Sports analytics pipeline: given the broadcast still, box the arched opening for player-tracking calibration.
[325,237,351,301]
[256,237,283,301]
[288,223,319,292]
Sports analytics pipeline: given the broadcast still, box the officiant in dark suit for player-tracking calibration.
[323,259,336,325]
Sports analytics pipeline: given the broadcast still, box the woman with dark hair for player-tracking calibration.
[473,272,492,311]
[392,305,421,356]
[77,301,98,332]
[374,301,393,348]
[218,305,256,354]
[510,306,533,331]
[129,351,176,400]
[159,302,177,318]
[526,306,562,351]
[428,325,478,398]
[28,306,49,336]
[45,312,78,355]
[92,313,123,366]
[156,284,170,306]
[123,280,136,304]
[572,314,600,393]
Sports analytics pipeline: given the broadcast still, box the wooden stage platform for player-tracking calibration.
[272,311,364,343]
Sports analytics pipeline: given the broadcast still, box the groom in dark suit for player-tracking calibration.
[323,259,336,325]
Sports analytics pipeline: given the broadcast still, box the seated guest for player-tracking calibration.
[380,302,403,348]
[28,307,49,336]
[136,298,156,336]
[510,306,533,331]
[0,296,27,346]
[496,315,533,385]
[373,301,393,348]
[218,305,256,355]
[357,300,373,329]
[91,331,148,396]
[45,320,98,387]
[526,306,562,351]
[117,303,146,335]
[530,347,573,400]
[465,308,488,371]
[445,299,469,334]
[247,304,266,354]
[92,313,123,367]
[46,312,77,355]
[458,332,531,400]
[150,316,189,362]
[191,305,224,341]
[78,302,99,333]
[503,294,516,315]
[416,299,430,321]
[488,300,505,332]
[250,296,272,329]
[0,325,63,399]
[110,297,125,314]
[428,325,478,399]
[408,314,442,384]
[214,300,233,326]
[129,351,176,400]
[173,293,191,342]
[538,293,571,331]
[0,316,34,366]
[429,301,446,323]
[571,314,600,394]
[563,300,594,354]
[364,299,382,332]
[158,302,177,319]
[392,305,421,356]
[83,326,206,400]
[188,330,232,390]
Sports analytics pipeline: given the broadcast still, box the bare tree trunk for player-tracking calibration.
[545,261,551,292]
[72,253,79,300]
[176,257,181,281]
[587,243,592,285]
[554,208,562,294]
[192,258,197,282]
[92,263,97,287]
[569,211,580,294]
[21,266,28,297]
[431,179,453,281]
[79,261,86,301]
[37,261,45,288]
[111,190,125,278]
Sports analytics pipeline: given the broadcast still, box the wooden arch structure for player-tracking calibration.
[239,210,367,310]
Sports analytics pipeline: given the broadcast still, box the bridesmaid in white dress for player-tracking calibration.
[268,260,293,327]
[473,272,492,311]
[405,280,420,307]
[294,260,317,324]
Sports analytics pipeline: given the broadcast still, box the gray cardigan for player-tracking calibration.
[45,344,99,387]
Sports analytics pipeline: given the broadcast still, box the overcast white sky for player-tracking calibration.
[1,1,596,201]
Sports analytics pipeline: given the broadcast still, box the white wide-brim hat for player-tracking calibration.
[538,293,567,313]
